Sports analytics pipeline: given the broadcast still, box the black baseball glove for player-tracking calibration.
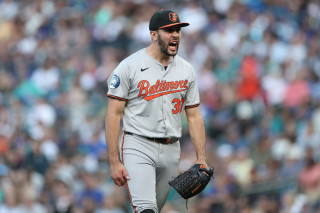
[169,164,214,199]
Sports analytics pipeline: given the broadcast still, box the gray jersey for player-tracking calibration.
[107,48,200,138]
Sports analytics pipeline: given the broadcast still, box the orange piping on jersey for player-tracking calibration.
[143,89,188,101]
[185,103,200,109]
[121,133,138,213]
[107,94,127,101]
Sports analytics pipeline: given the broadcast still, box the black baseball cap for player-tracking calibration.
[149,10,189,31]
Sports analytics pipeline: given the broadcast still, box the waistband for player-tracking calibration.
[124,131,178,144]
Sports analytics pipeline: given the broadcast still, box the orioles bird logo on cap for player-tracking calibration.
[169,12,178,22]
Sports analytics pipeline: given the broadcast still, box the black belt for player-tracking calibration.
[124,131,178,144]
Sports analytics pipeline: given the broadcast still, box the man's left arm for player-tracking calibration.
[185,107,207,165]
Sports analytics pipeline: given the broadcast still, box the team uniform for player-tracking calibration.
[107,48,200,212]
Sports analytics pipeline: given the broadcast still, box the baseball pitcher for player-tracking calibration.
[105,9,213,213]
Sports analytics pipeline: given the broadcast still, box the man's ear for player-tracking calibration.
[150,31,157,41]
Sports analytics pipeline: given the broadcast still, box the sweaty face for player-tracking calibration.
[157,26,181,56]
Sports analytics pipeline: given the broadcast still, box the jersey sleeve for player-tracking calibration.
[185,68,200,109]
[107,61,130,101]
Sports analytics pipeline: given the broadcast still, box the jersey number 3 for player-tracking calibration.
[172,98,185,114]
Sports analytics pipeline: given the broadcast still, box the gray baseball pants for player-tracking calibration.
[119,132,180,213]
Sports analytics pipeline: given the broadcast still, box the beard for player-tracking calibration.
[158,34,179,56]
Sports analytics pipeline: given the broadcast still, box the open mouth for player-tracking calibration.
[169,41,178,51]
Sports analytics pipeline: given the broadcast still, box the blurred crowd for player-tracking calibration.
[0,0,320,212]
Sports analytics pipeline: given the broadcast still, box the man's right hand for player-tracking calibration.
[110,161,130,186]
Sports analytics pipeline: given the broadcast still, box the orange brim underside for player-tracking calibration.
[159,22,189,29]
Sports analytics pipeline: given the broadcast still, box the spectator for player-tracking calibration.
[298,152,320,206]
[228,148,254,185]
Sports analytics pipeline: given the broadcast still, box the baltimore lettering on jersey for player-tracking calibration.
[138,79,188,101]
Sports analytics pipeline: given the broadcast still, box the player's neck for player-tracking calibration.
[146,45,173,67]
